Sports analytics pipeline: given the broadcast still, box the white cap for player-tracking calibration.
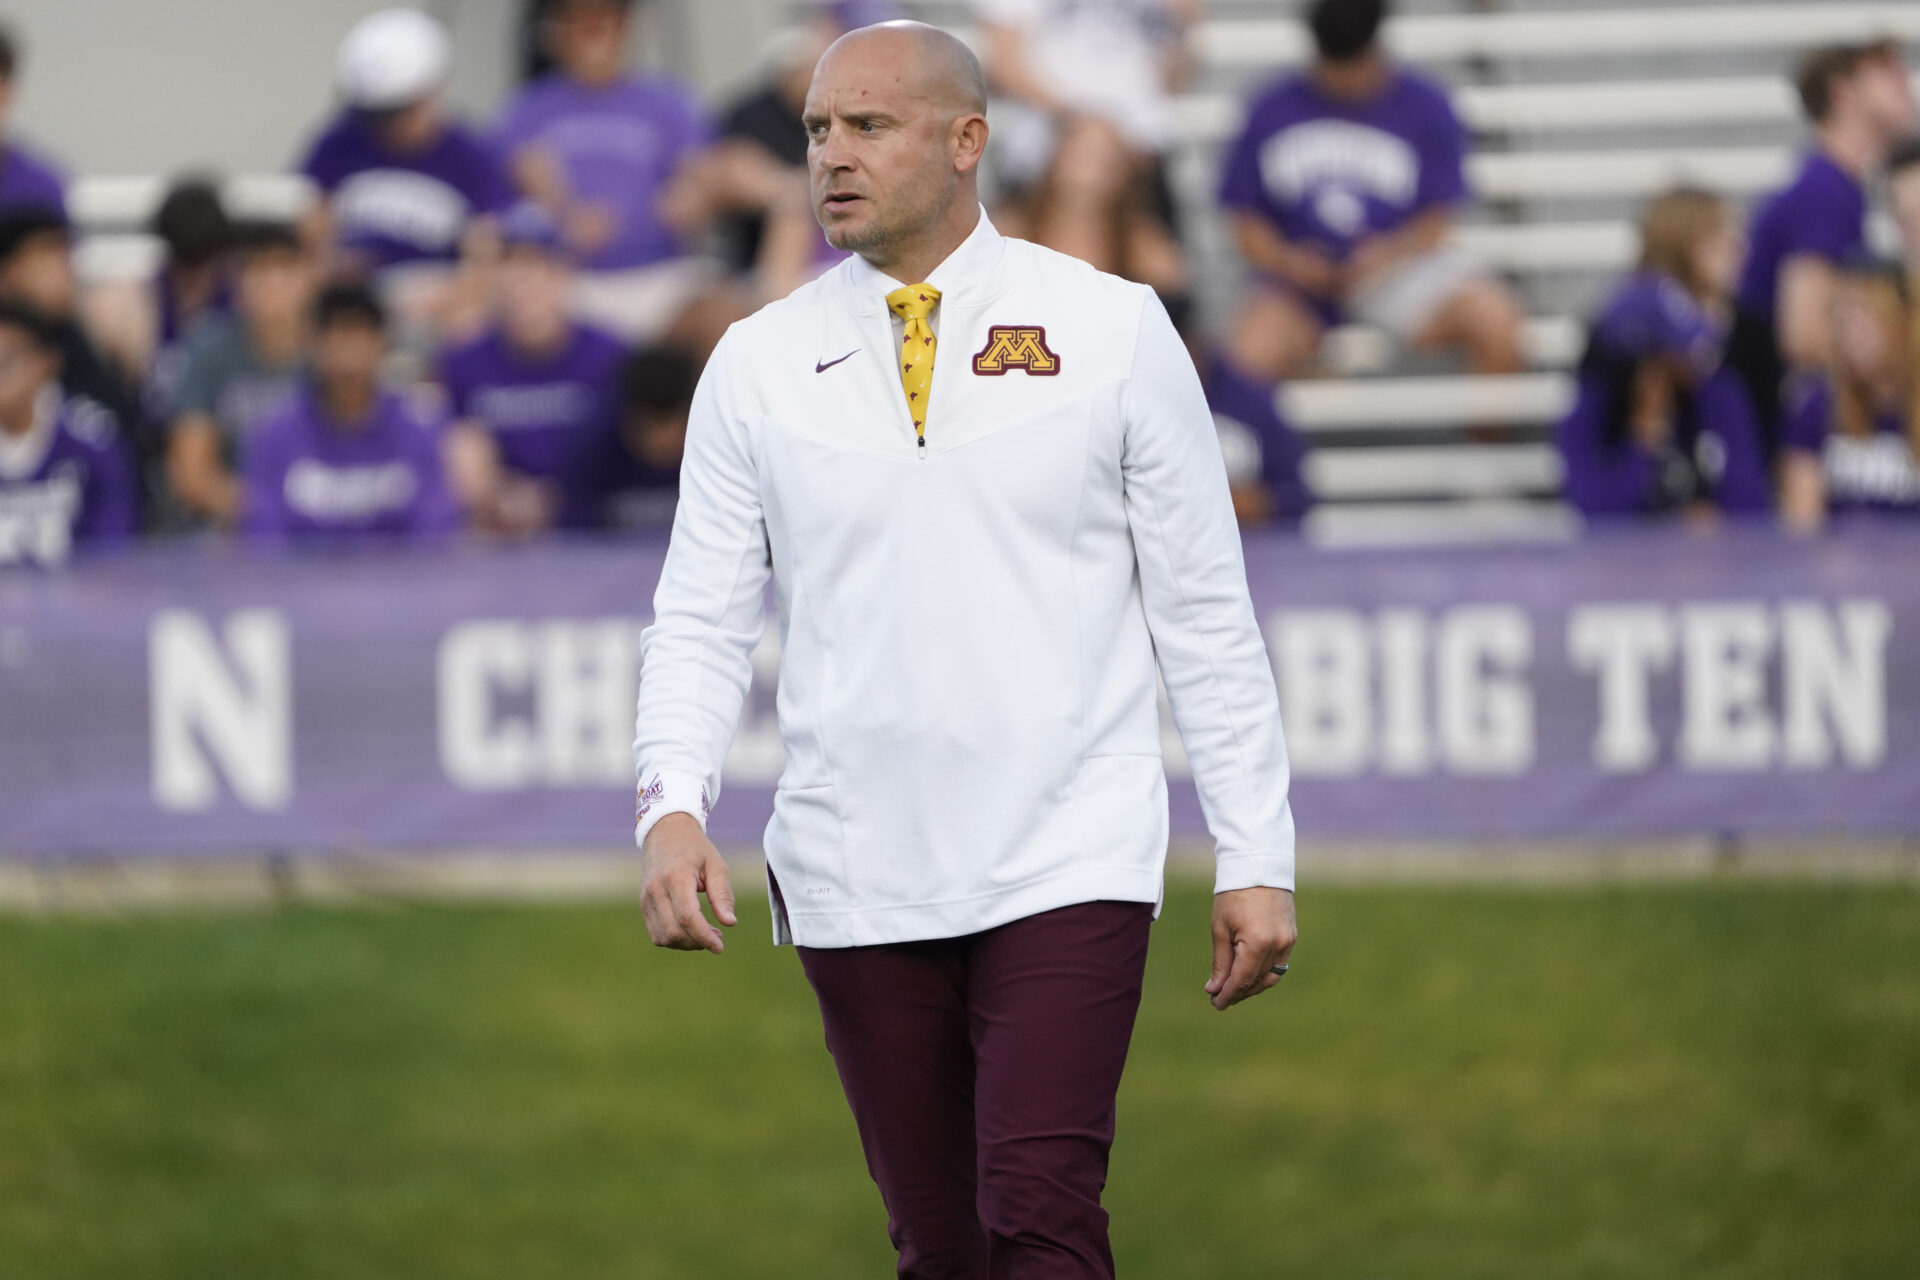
[336,8,451,111]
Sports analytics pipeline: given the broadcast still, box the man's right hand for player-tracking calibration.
[640,813,736,954]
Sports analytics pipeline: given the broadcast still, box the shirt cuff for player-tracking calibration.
[1213,851,1295,896]
[634,768,712,848]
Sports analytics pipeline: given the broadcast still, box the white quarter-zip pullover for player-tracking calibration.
[634,210,1294,947]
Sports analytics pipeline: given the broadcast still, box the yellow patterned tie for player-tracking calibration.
[886,282,941,454]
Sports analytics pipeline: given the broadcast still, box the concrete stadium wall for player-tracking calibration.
[3,0,783,178]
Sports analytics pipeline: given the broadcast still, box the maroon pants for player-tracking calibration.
[796,900,1154,1280]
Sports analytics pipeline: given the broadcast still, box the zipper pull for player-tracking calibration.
[917,431,927,460]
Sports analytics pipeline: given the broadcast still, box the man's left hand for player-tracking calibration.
[1206,887,1297,1011]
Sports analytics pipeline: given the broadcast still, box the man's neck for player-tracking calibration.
[1311,53,1391,104]
[0,400,33,438]
[507,315,571,360]
[861,200,982,289]
[321,381,378,427]
[1817,116,1882,179]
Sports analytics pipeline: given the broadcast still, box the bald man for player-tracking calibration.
[633,22,1297,1278]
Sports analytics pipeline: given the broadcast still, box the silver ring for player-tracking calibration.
[1270,964,1289,978]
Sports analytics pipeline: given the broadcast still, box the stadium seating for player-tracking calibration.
[62,1,1920,543]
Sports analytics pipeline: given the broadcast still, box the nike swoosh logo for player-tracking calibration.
[815,349,859,373]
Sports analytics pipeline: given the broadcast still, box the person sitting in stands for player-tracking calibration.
[439,202,625,536]
[1726,39,1914,459]
[1556,189,1772,522]
[0,207,149,510]
[0,299,135,566]
[298,8,512,349]
[167,222,317,528]
[496,0,723,344]
[84,177,235,407]
[1216,0,1521,385]
[993,112,1192,333]
[0,23,67,219]
[1779,260,1920,528]
[241,283,457,541]
[557,343,693,532]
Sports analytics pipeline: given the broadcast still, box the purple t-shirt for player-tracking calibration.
[1735,150,1866,320]
[299,112,513,269]
[1218,68,1467,263]
[1780,374,1920,515]
[242,385,459,540]
[557,421,680,532]
[438,323,626,479]
[0,139,68,218]
[494,74,711,271]
[0,395,136,566]
[1558,273,1771,518]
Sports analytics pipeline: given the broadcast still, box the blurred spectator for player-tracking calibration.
[299,8,511,349]
[709,4,898,299]
[496,0,725,343]
[975,0,1195,218]
[993,113,1192,331]
[0,208,143,449]
[166,222,316,528]
[1887,135,1920,278]
[0,23,66,219]
[1557,189,1772,522]
[557,343,692,531]
[438,203,624,536]
[1727,39,1915,459]
[1202,344,1310,527]
[0,299,135,566]
[241,282,457,541]
[86,178,237,413]
[1778,262,1920,528]
[1216,0,1521,382]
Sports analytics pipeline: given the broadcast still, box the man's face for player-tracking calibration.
[497,248,570,336]
[623,407,687,468]
[803,37,960,257]
[0,325,54,425]
[311,319,385,393]
[0,231,74,318]
[237,248,315,329]
[549,0,628,82]
[1848,51,1916,139]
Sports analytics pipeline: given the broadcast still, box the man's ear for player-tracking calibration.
[952,113,989,175]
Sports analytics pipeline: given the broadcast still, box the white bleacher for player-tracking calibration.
[1191,3,1920,68]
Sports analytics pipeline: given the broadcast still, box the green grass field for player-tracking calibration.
[2,882,1917,1279]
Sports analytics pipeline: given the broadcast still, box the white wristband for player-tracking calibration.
[634,769,712,848]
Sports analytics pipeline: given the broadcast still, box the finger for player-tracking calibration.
[1204,914,1232,996]
[668,869,724,953]
[640,882,673,947]
[702,854,737,928]
[1214,938,1265,1011]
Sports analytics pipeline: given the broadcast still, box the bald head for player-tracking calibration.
[823,20,988,120]
[803,19,991,276]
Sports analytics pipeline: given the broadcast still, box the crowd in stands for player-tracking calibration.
[2,0,1920,570]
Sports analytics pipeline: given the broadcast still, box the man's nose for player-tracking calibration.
[815,125,857,173]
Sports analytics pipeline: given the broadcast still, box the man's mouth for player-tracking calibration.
[822,192,865,210]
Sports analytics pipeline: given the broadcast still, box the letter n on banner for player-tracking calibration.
[150,609,292,811]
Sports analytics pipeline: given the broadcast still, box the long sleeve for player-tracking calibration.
[632,329,772,848]
[1120,289,1296,894]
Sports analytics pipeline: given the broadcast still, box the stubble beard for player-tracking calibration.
[824,169,958,266]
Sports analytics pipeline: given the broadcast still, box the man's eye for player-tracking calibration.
[860,121,876,132]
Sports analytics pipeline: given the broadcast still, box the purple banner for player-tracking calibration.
[2,526,1916,858]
